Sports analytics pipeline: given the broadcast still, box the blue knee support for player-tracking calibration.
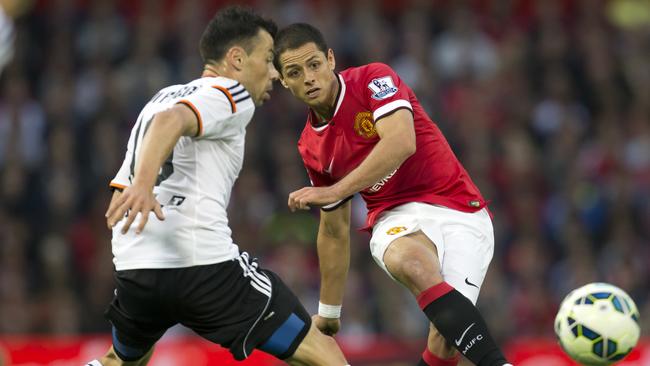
[112,326,149,361]
[259,313,305,356]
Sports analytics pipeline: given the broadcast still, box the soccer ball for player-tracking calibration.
[555,282,641,365]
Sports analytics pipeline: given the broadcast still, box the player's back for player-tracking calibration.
[110,76,255,270]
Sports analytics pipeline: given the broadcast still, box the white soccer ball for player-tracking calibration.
[555,282,641,365]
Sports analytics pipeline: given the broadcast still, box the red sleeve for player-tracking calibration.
[363,63,413,122]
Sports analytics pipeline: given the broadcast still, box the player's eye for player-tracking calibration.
[287,69,300,78]
[310,62,320,70]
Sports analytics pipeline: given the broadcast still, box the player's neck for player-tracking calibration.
[202,64,222,78]
[312,106,333,123]
[311,75,340,121]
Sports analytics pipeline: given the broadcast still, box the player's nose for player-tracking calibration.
[268,64,279,81]
[303,69,316,84]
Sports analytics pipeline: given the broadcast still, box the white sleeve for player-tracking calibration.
[177,85,237,140]
[110,155,131,190]
[110,127,136,190]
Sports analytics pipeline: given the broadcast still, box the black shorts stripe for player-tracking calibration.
[227,82,241,90]
[237,254,272,296]
[236,259,270,296]
[241,273,272,359]
[242,253,272,292]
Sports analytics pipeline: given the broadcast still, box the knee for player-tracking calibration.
[384,247,442,290]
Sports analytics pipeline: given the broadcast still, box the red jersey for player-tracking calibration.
[297,63,487,230]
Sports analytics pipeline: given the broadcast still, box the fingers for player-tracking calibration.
[120,201,139,234]
[153,202,165,221]
[288,188,312,212]
[312,315,339,336]
[135,199,165,233]
[106,185,165,234]
[105,194,125,228]
[136,209,148,234]
[108,197,131,229]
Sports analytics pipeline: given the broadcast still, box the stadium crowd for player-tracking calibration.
[0,0,648,348]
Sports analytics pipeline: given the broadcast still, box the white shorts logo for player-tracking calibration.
[368,76,398,100]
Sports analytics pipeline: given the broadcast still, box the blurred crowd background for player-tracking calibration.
[0,0,649,351]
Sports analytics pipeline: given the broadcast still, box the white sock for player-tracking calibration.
[85,361,102,366]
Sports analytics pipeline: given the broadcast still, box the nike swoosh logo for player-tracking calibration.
[455,322,475,346]
[465,277,479,289]
[324,158,334,174]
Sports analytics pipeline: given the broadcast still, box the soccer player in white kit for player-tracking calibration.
[85,7,349,366]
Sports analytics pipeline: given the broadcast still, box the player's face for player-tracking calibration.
[240,29,278,106]
[278,42,337,108]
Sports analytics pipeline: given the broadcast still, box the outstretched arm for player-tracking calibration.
[314,200,351,336]
[106,104,198,234]
[288,108,416,210]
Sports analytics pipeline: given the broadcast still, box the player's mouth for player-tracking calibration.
[306,87,320,99]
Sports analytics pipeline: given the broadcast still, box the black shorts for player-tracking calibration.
[105,252,311,361]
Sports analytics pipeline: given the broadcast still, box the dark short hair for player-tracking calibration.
[199,6,277,64]
[273,23,328,71]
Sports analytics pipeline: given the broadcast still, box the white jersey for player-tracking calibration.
[110,76,255,270]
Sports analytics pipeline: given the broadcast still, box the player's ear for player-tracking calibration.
[327,48,336,71]
[226,46,246,71]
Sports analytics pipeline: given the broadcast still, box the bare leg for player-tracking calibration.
[384,231,457,361]
[285,318,348,366]
[383,231,508,366]
[98,346,154,366]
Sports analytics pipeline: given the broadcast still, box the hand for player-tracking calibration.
[287,186,341,212]
[312,314,341,336]
[105,184,165,234]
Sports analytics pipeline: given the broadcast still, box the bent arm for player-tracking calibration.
[318,200,352,307]
[331,109,415,198]
[105,104,199,231]
[132,104,198,188]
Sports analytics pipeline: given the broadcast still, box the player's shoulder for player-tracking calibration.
[184,76,252,112]
[340,63,399,95]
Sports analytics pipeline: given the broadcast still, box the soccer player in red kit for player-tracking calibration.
[274,24,513,366]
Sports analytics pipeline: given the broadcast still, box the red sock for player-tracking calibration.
[416,282,454,309]
[421,347,460,366]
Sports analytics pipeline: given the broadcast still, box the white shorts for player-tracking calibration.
[369,202,494,304]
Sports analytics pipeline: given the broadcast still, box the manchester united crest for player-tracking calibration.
[354,111,377,139]
[386,226,407,235]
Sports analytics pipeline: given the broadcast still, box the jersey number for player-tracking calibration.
[129,114,175,186]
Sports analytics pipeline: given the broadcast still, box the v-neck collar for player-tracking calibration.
[309,73,346,132]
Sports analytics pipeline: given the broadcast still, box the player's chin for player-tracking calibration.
[302,94,320,106]
[255,92,271,106]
